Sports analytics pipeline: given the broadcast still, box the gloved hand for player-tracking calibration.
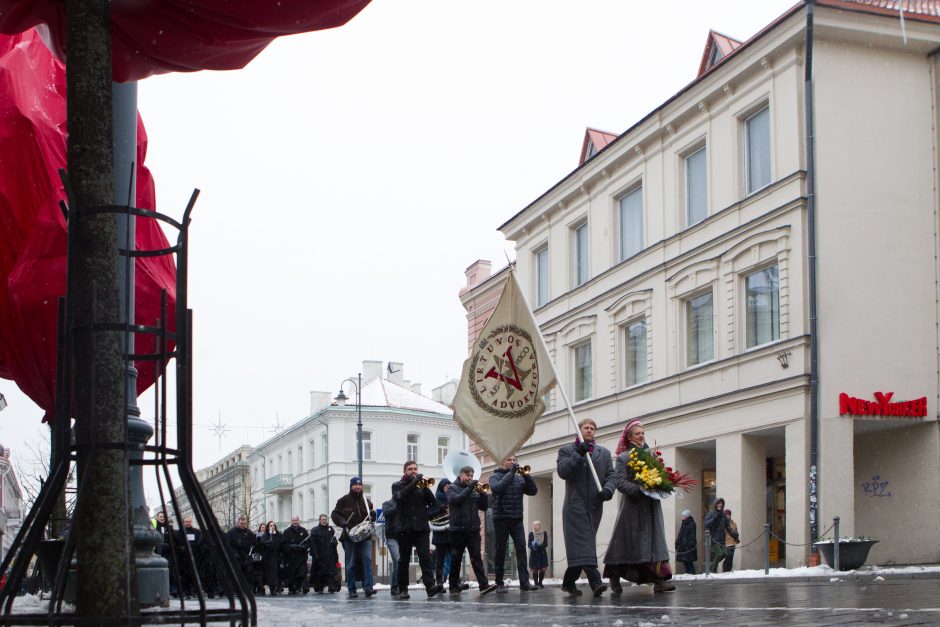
[600,488,613,501]
[469,479,479,488]
[415,473,424,482]
[576,441,591,456]
[510,463,520,474]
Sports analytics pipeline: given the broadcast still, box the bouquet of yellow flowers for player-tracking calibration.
[627,446,697,499]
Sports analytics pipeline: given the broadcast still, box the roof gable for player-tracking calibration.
[697,29,742,77]
[579,127,619,165]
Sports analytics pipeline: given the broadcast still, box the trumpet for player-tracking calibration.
[517,465,532,477]
[416,477,435,489]
[473,482,491,494]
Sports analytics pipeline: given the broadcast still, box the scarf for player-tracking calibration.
[574,437,595,454]
[533,530,545,545]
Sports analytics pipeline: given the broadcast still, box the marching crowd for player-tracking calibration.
[152,417,740,600]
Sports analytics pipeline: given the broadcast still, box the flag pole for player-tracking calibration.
[507,268,603,493]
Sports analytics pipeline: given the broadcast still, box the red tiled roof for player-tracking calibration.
[579,127,619,165]
[817,0,940,21]
[697,30,743,77]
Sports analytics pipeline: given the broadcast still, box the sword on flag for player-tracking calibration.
[453,268,603,492]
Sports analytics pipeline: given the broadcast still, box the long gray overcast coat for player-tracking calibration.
[556,442,616,568]
[604,444,670,567]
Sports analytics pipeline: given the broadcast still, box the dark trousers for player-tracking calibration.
[723,546,736,572]
[396,530,435,592]
[680,560,696,575]
[563,565,601,589]
[434,543,451,584]
[449,530,489,589]
[285,552,308,592]
[493,518,530,586]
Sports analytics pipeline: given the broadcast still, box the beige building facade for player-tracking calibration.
[484,1,940,573]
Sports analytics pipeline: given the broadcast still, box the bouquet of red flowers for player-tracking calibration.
[626,446,698,499]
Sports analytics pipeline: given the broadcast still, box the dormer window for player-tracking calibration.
[586,141,597,159]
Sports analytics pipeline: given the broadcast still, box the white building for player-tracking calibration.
[481,0,940,574]
[0,445,26,561]
[247,361,463,531]
[173,445,253,529]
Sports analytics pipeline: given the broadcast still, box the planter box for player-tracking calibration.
[815,540,878,571]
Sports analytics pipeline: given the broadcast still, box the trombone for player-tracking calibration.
[416,477,435,489]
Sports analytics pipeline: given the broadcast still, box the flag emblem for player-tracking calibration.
[469,324,541,418]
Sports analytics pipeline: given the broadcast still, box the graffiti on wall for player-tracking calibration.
[861,475,891,498]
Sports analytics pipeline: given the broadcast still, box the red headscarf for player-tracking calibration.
[615,418,644,455]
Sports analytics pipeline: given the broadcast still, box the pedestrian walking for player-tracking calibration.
[556,418,617,597]
[704,498,729,573]
[260,521,283,595]
[225,516,255,588]
[527,521,549,588]
[309,515,340,593]
[490,455,538,592]
[281,516,310,594]
[252,523,266,594]
[381,499,401,597]
[723,509,740,572]
[332,476,376,598]
[675,509,698,574]
[602,419,675,593]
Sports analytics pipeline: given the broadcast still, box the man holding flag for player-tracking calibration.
[454,269,612,593]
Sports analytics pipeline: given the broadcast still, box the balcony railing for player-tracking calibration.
[263,474,293,494]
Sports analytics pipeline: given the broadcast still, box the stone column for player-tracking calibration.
[785,420,808,567]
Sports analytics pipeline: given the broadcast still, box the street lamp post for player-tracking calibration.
[335,373,363,482]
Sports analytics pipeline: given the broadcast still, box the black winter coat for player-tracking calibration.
[704,508,729,547]
[391,475,438,533]
[259,531,283,587]
[489,467,537,520]
[381,499,398,540]
[676,516,698,562]
[309,524,338,578]
[447,480,487,532]
[281,524,310,564]
[226,526,255,564]
[331,491,375,542]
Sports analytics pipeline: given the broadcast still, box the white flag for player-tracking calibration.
[453,271,556,463]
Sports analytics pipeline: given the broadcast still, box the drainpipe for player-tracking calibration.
[804,0,820,549]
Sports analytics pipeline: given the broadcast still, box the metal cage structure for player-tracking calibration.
[0,174,256,625]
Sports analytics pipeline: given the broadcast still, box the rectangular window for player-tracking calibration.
[407,434,419,462]
[619,186,643,261]
[321,433,328,466]
[297,446,303,472]
[437,437,450,465]
[361,431,372,461]
[321,485,328,516]
[535,245,549,307]
[686,146,707,225]
[309,440,315,470]
[686,291,715,366]
[574,341,592,402]
[746,265,780,348]
[746,106,771,194]
[573,221,589,287]
[624,320,648,386]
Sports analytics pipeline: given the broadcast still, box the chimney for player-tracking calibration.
[387,361,404,385]
[362,360,383,384]
[432,379,458,406]
[410,383,422,396]
[310,391,332,415]
[402,379,411,390]
[463,260,492,292]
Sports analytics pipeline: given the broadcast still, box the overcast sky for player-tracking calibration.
[2,1,797,484]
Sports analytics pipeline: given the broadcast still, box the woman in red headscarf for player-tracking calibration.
[602,419,675,593]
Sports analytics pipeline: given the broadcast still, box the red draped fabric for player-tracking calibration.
[0,29,176,422]
[0,0,371,82]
